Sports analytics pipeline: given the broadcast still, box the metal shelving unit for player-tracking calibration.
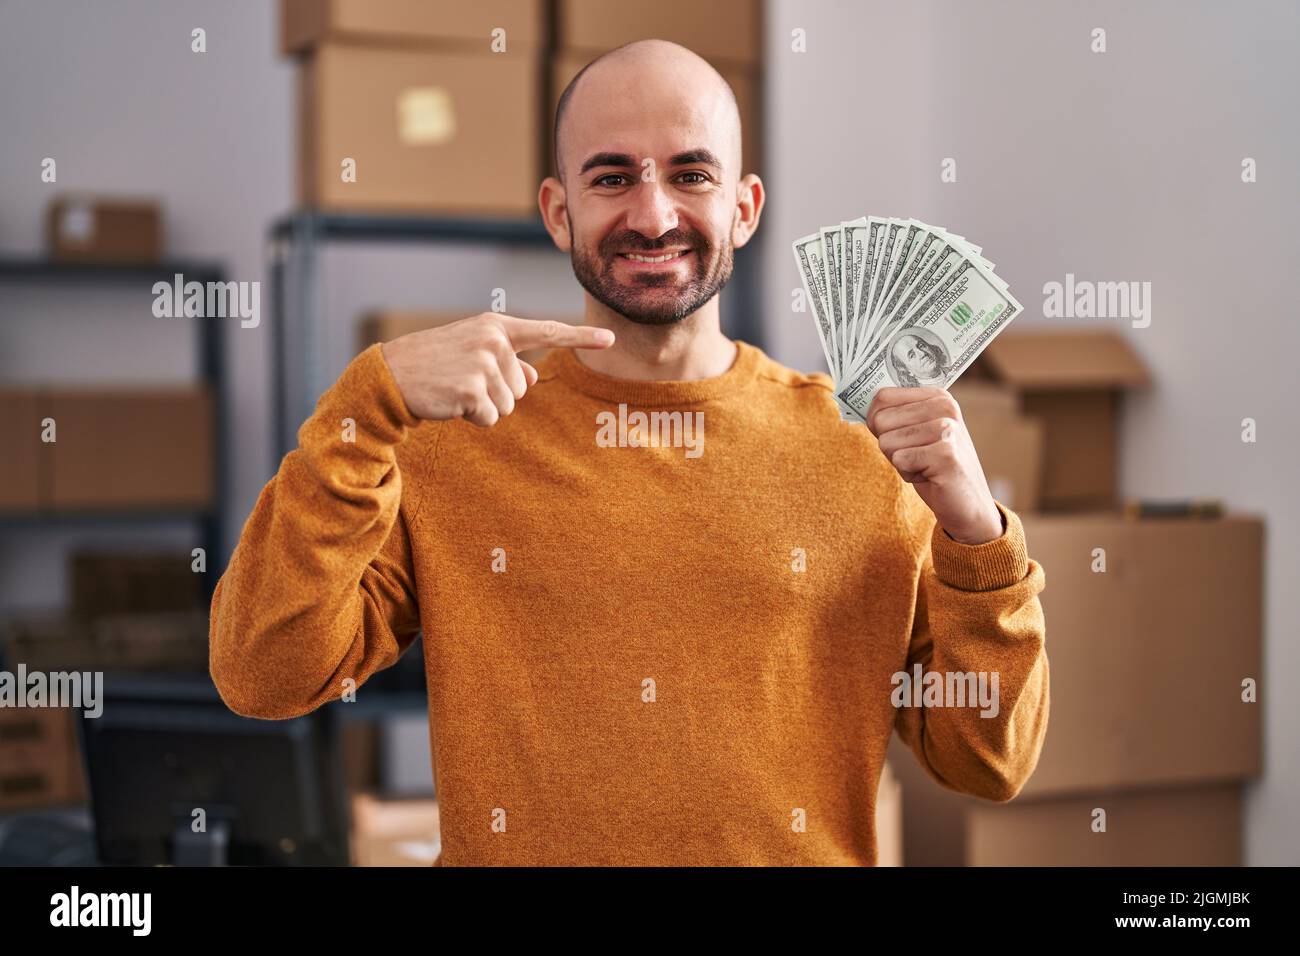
[0,257,229,600]
[266,211,766,459]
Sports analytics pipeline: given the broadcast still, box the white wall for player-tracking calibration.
[763,0,1299,865]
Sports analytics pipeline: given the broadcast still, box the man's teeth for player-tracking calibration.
[622,251,687,263]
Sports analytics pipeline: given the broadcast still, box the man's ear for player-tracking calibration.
[731,173,764,250]
[538,176,572,253]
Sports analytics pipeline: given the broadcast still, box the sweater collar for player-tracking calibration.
[545,339,762,407]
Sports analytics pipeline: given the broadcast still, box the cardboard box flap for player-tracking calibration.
[980,329,1150,391]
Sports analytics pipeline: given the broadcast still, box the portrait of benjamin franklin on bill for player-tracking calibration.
[885,328,952,387]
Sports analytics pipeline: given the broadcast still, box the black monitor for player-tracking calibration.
[77,673,350,865]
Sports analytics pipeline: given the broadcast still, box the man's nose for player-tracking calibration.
[624,178,678,240]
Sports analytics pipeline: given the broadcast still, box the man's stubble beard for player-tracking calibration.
[568,217,735,327]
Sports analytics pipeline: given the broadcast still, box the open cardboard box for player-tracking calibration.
[889,512,1262,865]
[966,329,1150,511]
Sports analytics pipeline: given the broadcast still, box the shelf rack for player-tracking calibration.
[0,256,229,600]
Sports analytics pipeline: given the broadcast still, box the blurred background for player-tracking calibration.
[0,0,1295,866]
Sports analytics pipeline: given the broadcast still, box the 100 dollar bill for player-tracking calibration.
[836,257,1023,419]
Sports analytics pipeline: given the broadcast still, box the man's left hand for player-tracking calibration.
[865,386,1004,545]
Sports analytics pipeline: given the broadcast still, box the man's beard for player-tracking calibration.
[569,224,735,326]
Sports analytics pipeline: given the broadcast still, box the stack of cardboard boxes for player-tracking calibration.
[3,550,210,676]
[282,0,763,216]
[890,328,1263,865]
[283,0,546,217]
[0,192,212,516]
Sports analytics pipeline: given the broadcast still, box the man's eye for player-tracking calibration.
[594,174,628,187]
[678,172,708,184]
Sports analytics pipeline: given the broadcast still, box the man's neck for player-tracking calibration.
[572,298,739,381]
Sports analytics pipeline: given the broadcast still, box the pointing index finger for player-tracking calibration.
[496,316,615,352]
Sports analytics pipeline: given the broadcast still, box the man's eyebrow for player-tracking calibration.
[579,148,724,176]
[579,152,638,175]
[668,149,722,172]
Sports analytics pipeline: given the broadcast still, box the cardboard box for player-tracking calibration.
[350,793,441,866]
[358,310,573,368]
[967,783,1242,866]
[0,388,42,511]
[888,741,1245,866]
[282,0,544,56]
[969,330,1149,511]
[70,550,204,617]
[358,310,462,352]
[966,415,1043,514]
[949,381,1044,512]
[44,386,213,511]
[876,760,903,867]
[0,708,83,812]
[889,513,1262,865]
[299,43,541,217]
[948,379,1019,419]
[91,610,210,672]
[557,0,762,66]
[550,50,762,179]
[47,195,162,264]
[2,612,100,672]
[4,610,209,673]
[1020,513,1262,797]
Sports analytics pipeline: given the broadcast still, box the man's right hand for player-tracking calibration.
[380,314,615,426]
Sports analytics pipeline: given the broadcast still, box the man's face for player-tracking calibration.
[558,71,741,325]
[894,335,940,379]
[569,193,735,326]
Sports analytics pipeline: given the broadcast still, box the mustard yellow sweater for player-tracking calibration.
[209,340,1049,866]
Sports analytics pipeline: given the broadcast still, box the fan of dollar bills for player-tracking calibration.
[792,217,1023,424]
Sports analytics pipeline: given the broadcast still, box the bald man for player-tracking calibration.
[210,40,1048,866]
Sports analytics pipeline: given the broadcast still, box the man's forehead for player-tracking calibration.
[568,103,721,151]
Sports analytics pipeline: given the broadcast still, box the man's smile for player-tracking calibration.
[616,249,693,270]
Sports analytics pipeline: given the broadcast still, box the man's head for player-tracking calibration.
[892,333,945,382]
[540,39,762,326]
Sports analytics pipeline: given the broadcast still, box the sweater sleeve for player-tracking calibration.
[892,493,1050,801]
[209,344,429,720]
